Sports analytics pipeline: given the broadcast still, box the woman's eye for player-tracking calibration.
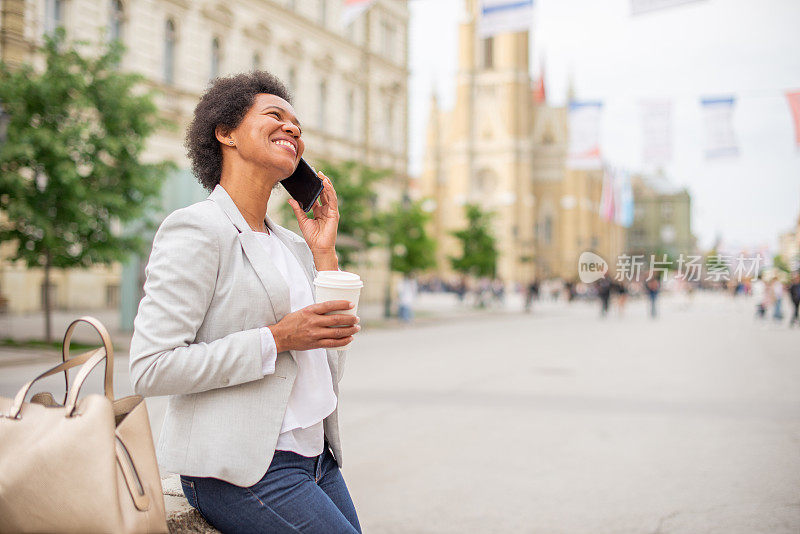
[267,111,280,119]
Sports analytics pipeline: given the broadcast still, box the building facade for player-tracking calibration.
[0,0,409,319]
[626,173,694,261]
[419,0,624,284]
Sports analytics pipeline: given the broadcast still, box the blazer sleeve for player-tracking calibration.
[129,208,264,397]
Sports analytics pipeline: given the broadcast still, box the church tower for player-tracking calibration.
[421,0,536,283]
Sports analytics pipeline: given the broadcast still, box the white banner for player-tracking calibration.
[631,0,707,15]
[478,0,534,38]
[640,99,672,166]
[567,101,603,169]
[701,96,738,159]
[341,0,376,26]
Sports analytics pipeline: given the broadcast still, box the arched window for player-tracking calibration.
[164,19,176,84]
[384,100,394,146]
[543,215,553,245]
[210,37,221,79]
[109,0,124,42]
[482,37,494,69]
[44,0,64,35]
[252,51,261,70]
[472,169,497,197]
[318,80,327,130]
[287,67,296,93]
[345,89,354,138]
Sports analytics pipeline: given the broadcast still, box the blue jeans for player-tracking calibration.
[180,446,361,533]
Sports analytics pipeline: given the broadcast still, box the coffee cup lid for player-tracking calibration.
[314,270,363,289]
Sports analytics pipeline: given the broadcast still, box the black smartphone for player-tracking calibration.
[280,158,324,213]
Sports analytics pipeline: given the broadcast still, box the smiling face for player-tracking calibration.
[221,93,305,181]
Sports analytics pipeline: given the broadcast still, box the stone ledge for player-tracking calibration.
[161,475,219,534]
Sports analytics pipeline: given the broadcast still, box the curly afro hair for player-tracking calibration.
[185,71,292,191]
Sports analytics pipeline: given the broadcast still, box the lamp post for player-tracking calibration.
[0,103,9,313]
[0,104,10,144]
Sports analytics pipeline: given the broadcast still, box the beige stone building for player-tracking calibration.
[0,0,409,318]
[419,0,623,284]
[627,173,695,260]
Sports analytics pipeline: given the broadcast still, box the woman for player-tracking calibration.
[129,71,362,533]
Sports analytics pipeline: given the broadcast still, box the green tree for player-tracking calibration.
[280,160,387,269]
[449,203,498,279]
[381,198,436,275]
[773,254,790,274]
[0,30,174,340]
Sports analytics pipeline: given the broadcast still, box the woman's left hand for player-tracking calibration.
[288,171,339,264]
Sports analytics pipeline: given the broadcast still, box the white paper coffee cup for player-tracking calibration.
[313,270,363,350]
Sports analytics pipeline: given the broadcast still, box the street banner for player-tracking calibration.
[615,168,635,228]
[640,99,672,166]
[700,96,738,159]
[478,0,534,38]
[786,91,800,147]
[631,0,706,15]
[341,0,376,26]
[600,166,616,222]
[567,101,603,169]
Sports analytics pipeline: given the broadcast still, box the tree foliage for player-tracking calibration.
[380,198,436,275]
[449,203,498,278]
[280,159,387,269]
[0,30,174,338]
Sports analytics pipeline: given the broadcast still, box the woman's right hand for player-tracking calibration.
[268,300,360,352]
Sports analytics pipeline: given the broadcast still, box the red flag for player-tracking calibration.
[533,62,546,104]
[786,91,800,146]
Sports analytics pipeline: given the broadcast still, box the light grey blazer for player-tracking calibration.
[129,185,346,487]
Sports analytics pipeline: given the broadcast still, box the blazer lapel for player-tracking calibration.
[209,185,291,320]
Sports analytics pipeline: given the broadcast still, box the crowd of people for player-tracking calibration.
[748,272,800,327]
[406,270,800,328]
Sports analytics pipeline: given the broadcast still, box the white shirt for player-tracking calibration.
[255,231,337,457]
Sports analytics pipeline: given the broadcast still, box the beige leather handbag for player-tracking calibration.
[0,316,168,533]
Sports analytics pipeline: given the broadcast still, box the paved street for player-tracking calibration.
[1,292,799,533]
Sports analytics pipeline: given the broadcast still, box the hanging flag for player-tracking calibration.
[640,99,672,166]
[631,0,707,15]
[533,60,546,104]
[615,168,635,228]
[600,166,616,222]
[341,0,376,27]
[701,96,738,159]
[786,91,800,147]
[567,101,603,169]
[478,0,534,38]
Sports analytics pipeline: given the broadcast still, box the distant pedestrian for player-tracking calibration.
[397,275,418,323]
[646,274,661,318]
[492,279,506,307]
[613,279,628,316]
[771,278,785,321]
[789,272,800,327]
[597,276,612,317]
[455,277,468,304]
[752,275,767,320]
[524,279,540,313]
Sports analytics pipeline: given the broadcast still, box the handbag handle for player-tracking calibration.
[3,317,114,420]
[3,347,106,419]
[60,316,114,405]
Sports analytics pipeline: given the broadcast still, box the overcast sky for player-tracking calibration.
[407,0,800,253]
